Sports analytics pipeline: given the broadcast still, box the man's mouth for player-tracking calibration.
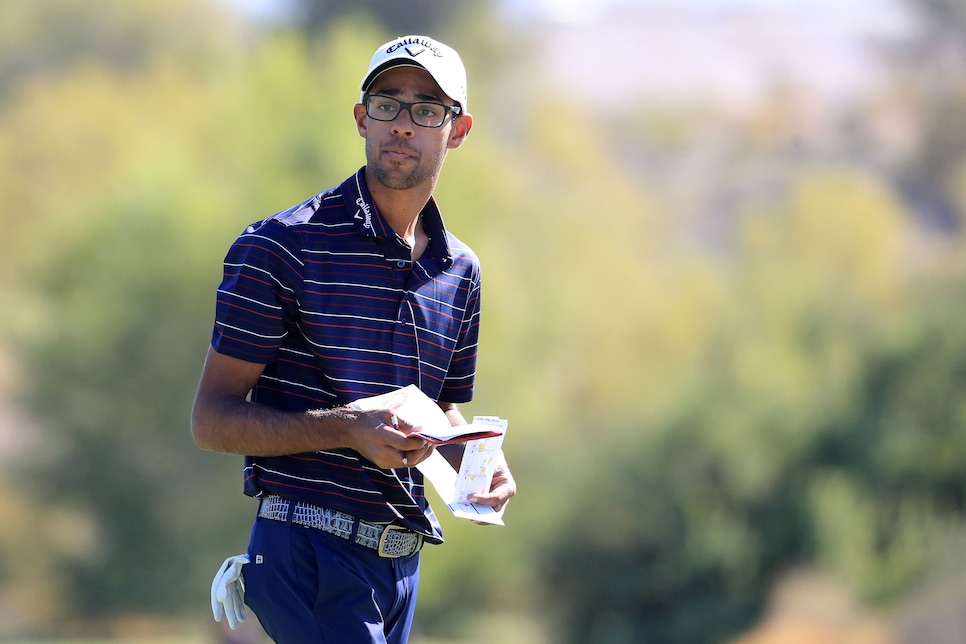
[382,141,418,161]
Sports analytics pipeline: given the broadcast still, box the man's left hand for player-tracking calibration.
[468,451,516,513]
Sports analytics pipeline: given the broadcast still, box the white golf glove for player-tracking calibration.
[211,553,250,630]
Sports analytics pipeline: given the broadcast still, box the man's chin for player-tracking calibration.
[370,164,424,191]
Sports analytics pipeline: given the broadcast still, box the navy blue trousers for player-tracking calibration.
[243,514,420,643]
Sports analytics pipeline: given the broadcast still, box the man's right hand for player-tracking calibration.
[346,410,434,469]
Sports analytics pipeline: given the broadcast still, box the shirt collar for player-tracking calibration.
[343,167,454,268]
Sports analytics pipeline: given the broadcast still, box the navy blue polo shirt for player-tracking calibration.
[211,167,481,541]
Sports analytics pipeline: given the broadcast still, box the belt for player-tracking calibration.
[257,494,423,559]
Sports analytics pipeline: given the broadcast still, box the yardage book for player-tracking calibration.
[349,385,509,525]
[348,384,505,445]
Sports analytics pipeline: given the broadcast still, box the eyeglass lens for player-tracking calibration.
[366,95,453,128]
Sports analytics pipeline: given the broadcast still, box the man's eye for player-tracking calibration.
[376,102,398,113]
[416,105,443,118]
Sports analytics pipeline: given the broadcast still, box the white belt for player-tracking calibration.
[258,494,423,558]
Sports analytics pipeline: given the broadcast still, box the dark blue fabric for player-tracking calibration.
[210,168,481,539]
[244,515,420,643]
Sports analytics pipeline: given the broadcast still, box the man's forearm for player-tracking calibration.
[192,393,359,457]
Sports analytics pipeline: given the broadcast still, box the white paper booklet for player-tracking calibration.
[348,386,508,525]
[348,384,504,444]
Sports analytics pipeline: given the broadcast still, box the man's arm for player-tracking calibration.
[436,400,517,513]
[190,346,431,469]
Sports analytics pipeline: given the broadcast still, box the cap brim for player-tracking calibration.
[361,60,428,94]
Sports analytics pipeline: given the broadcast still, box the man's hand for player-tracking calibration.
[211,554,250,630]
[346,410,435,470]
[468,451,516,513]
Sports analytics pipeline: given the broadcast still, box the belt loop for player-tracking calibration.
[285,498,296,525]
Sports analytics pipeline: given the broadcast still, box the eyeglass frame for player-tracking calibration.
[362,93,462,129]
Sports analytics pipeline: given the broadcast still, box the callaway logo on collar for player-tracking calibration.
[352,171,378,233]
[354,196,373,230]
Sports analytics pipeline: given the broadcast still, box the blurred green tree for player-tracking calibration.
[889,0,966,230]
[536,165,966,642]
[291,0,473,39]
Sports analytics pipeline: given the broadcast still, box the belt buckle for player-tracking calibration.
[377,524,421,558]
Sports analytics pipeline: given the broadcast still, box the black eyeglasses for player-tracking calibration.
[364,94,461,128]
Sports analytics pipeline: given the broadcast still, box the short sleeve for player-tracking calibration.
[211,219,304,364]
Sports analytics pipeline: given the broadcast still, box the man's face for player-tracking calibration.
[355,66,470,192]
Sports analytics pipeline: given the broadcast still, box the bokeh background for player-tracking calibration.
[2,0,966,642]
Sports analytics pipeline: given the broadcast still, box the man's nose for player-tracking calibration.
[391,107,416,136]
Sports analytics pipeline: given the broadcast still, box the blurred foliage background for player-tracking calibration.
[1,0,966,642]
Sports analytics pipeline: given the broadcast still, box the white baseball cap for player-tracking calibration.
[360,35,468,112]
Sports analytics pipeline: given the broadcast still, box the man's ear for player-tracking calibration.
[353,103,367,138]
[447,113,473,149]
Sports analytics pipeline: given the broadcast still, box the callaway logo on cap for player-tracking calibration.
[360,35,468,112]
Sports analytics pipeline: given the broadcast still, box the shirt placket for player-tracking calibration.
[389,246,426,389]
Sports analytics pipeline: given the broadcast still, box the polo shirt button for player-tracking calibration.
[397,260,407,268]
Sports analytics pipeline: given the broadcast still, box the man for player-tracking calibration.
[192,35,516,643]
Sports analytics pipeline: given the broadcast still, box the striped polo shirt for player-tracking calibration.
[211,167,482,541]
